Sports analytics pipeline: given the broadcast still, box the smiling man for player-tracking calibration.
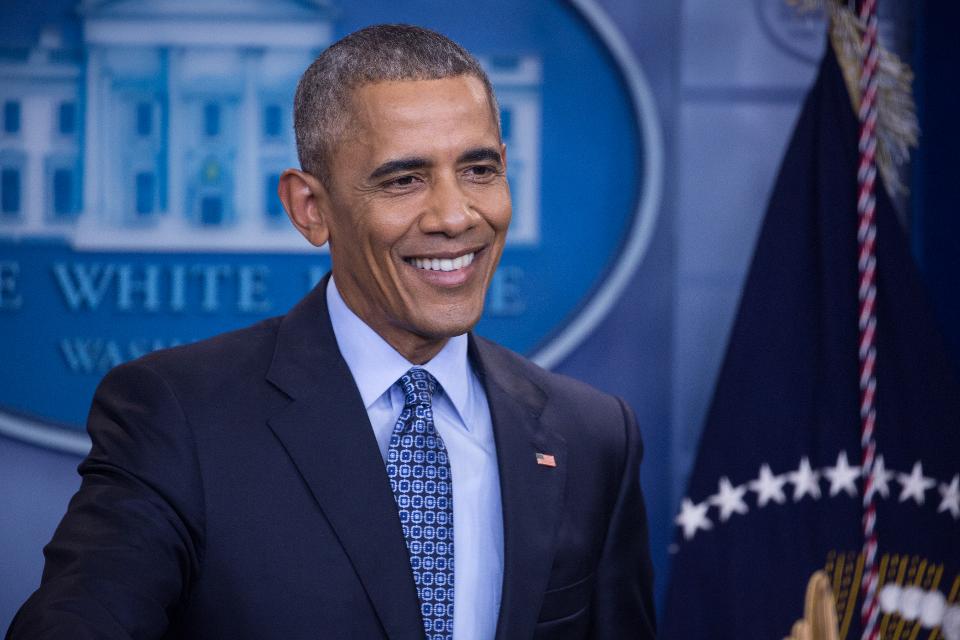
[281,71,511,365]
[7,25,655,640]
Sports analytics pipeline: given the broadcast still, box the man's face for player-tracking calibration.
[324,75,511,362]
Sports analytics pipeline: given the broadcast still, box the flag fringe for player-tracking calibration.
[786,0,920,198]
[829,2,918,197]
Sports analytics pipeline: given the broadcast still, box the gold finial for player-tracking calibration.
[784,570,841,640]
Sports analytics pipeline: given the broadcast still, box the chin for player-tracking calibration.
[414,306,483,340]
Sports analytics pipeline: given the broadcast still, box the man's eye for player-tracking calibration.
[466,165,497,179]
[385,175,418,189]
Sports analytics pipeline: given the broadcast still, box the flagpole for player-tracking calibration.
[856,0,881,638]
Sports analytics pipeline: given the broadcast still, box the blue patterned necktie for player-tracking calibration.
[386,368,455,640]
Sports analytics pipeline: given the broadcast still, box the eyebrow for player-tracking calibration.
[366,147,503,182]
[368,157,432,182]
[458,147,503,166]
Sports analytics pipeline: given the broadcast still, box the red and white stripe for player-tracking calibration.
[856,1,881,638]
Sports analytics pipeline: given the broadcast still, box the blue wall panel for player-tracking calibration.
[2,0,952,631]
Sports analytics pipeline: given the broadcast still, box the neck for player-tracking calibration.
[390,334,448,365]
[333,279,450,365]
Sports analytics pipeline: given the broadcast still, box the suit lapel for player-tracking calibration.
[266,279,423,640]
[470,337,567,640]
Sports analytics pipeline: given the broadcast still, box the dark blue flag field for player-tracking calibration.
[662,38,960,640]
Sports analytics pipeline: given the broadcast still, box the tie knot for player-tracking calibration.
[398,368,438,408]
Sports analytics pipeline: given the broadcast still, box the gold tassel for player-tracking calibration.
[827,1,919,197]
[787,0,920,198]
[784,571,841,640]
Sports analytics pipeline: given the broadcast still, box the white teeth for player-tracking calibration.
[409,252,475,272]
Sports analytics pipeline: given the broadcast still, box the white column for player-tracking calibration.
[96,49,123,225]
[235,49,260,231]
[23,95,50,233]
[82,47,101,219]
[166,47,184,221]
[102,59,122,225]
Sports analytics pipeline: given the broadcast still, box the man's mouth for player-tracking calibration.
[405,252,476,272]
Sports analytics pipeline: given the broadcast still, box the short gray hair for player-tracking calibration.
[293,24,499,187]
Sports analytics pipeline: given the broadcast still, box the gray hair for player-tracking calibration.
[293,24,499,187]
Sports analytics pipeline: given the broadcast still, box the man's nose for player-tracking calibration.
[419,174,481,236]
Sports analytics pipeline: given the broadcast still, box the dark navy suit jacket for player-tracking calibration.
[7,280,656,639]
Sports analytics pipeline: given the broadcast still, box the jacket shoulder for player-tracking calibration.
[472,335,632,434]
[104,315,285,399]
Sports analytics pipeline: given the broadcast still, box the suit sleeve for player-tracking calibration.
[588,397,657,639]
[6,361,205,640]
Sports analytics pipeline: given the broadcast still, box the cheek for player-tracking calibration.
[491,202,512,236]
[359,223,415,277]
[495,185,513,226]
[477,188,512,233]
[345,216,396,257]
[498,203,513,231]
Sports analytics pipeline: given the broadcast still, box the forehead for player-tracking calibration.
[344,75,498,147]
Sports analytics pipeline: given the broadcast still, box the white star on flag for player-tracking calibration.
[709,477,749,521]
[897,461,936,505]
[865,454,893,502]
[676,498,713,540]
[788,457,822,502]
[749,463,788,507]
[824,451,860,497]
[938,475,960,519]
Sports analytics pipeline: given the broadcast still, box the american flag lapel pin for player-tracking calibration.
[535,452,556,468]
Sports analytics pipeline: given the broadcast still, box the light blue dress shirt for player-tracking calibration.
[326,278,504,640]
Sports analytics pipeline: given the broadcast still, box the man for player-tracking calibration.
[7,25,655,640]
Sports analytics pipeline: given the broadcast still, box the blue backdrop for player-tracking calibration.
[1,0,955,630]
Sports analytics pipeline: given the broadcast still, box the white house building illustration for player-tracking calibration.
[0,0,542,252]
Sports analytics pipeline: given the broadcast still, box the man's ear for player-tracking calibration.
[278,168,331,247]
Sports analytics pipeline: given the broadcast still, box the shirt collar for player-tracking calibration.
[326,276,472,426]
